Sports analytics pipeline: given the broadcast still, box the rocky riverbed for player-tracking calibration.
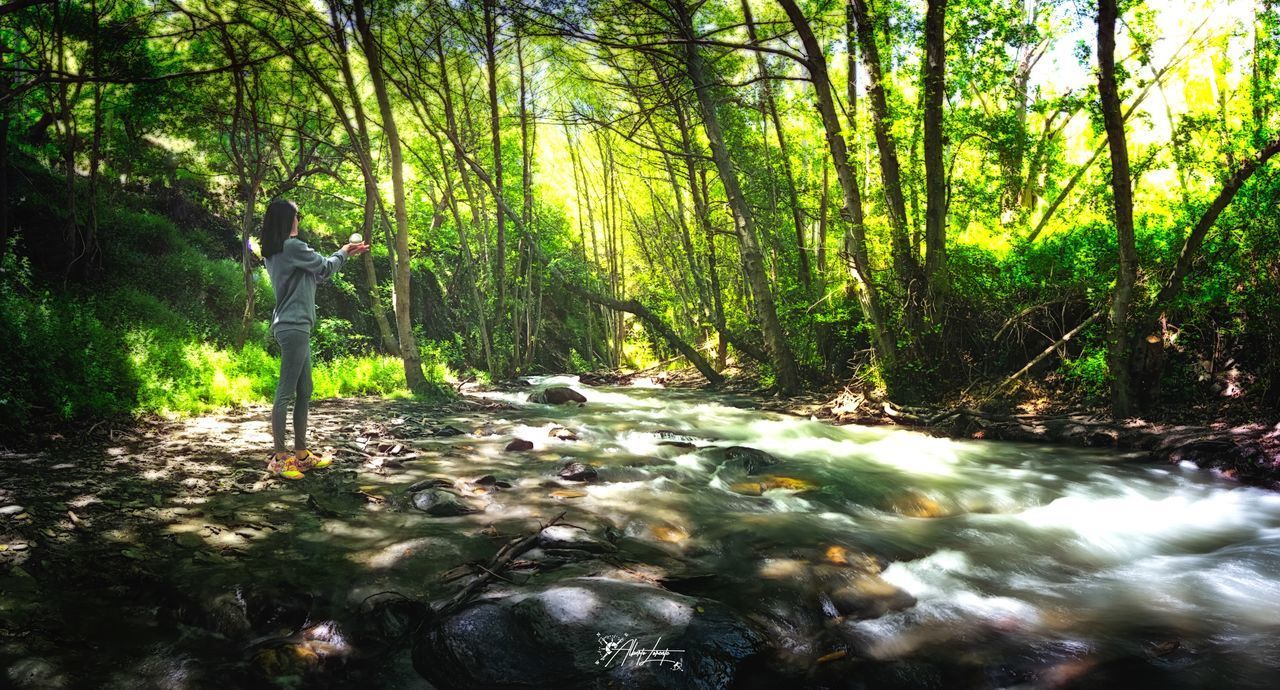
[4,376,1280,689]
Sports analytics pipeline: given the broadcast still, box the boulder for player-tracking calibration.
[530,386,587,405]
[505,439,534,452]
[549,427,579,441]
[721,446,779,474]
[559,462,598,482]
[412,577,768,689]
[826,574,917,619]
[411,489,478,517]
[537,525,616,554]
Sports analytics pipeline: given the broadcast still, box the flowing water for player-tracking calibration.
[452,375,1280,687]
[8,375,1279,688]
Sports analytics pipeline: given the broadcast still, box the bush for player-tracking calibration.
[1061,345,1111,404]
[313,317,372,360]
[0,251,136,422]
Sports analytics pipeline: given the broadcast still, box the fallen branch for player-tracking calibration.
[433,511,568,620]
[990,309,1105,397]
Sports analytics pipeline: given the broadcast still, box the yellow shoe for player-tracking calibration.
[294,449,332,472]
[268,451,305,480]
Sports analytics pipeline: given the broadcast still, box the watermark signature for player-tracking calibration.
[595,632,686,671]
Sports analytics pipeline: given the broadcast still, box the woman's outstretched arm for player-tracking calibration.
[284,238,349,282]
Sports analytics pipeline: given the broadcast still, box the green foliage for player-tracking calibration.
[568,348,591,374]
[0,250,134,422]
[313,317,373,360]
[1061,345,1111,404]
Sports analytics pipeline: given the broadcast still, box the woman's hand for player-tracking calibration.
[342,242,371,256]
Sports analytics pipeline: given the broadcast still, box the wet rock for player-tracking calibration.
[826,574,917,620]
[411,489,478,517]
[731,475,818,495]
[407,477,454,492]
[251,642,324,679]
[474,475,497,486]
[505,439,534,452]
[549,489,587,499]
[886,491,950,518]
[651,525,690,543]
[658,440,697,450]
[0,504,26,516]
[558,462,598,482]
[433,425,466,437]
[6,658,70,689]
[549,426,579,441]
[529,386,587,405]
[537,525,616,553]
[412,577,767,689]
[655,429,703,442]
[722,446,779,474]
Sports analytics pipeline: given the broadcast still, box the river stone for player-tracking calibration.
[0,505,25,516]
[723,446,779,474]
[412,576,768,689]
[407,477,454,492]
[549,426,579,441]
[826,574,918,619]
[412,489,477,517]
[505,439,535,452]
[559,462,598,482]
[530,386,587,405]
[537,525,615,553]
[6,658,70,689]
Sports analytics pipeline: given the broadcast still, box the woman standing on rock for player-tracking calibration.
[259,199,369,479]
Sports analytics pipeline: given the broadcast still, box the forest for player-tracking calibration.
[2,0,1280,688]
[2,0,1277,421]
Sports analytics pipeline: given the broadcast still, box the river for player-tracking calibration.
[5,375,1279,688]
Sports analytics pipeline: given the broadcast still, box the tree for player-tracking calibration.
[351,0,430,393]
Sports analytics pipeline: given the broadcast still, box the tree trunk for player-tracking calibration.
[484,0,507,339]
[353,0,429,393]
[675,0,801,394]
[328,1,400,355]
[563,123,598,366]
[1097,0,1138,417]
[517,30,536,370]
[848,0,918,284]
[921,0,948,291]
[919,0,950,363]
[238,182,260,350]
[432,38,494,374]
[779,0,895,366]
[360,179,400,354]
[741,0,810,293]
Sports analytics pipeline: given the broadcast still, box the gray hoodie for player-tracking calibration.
[264,236,349,335]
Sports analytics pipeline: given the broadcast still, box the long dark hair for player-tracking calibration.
[260,199,299,259]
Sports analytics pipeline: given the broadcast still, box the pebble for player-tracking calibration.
[1,505,26,516]
[10,543,29,551]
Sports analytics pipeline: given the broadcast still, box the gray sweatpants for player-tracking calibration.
[272,328,313,451]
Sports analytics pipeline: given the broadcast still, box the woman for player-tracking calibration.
[259,199,369,479]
